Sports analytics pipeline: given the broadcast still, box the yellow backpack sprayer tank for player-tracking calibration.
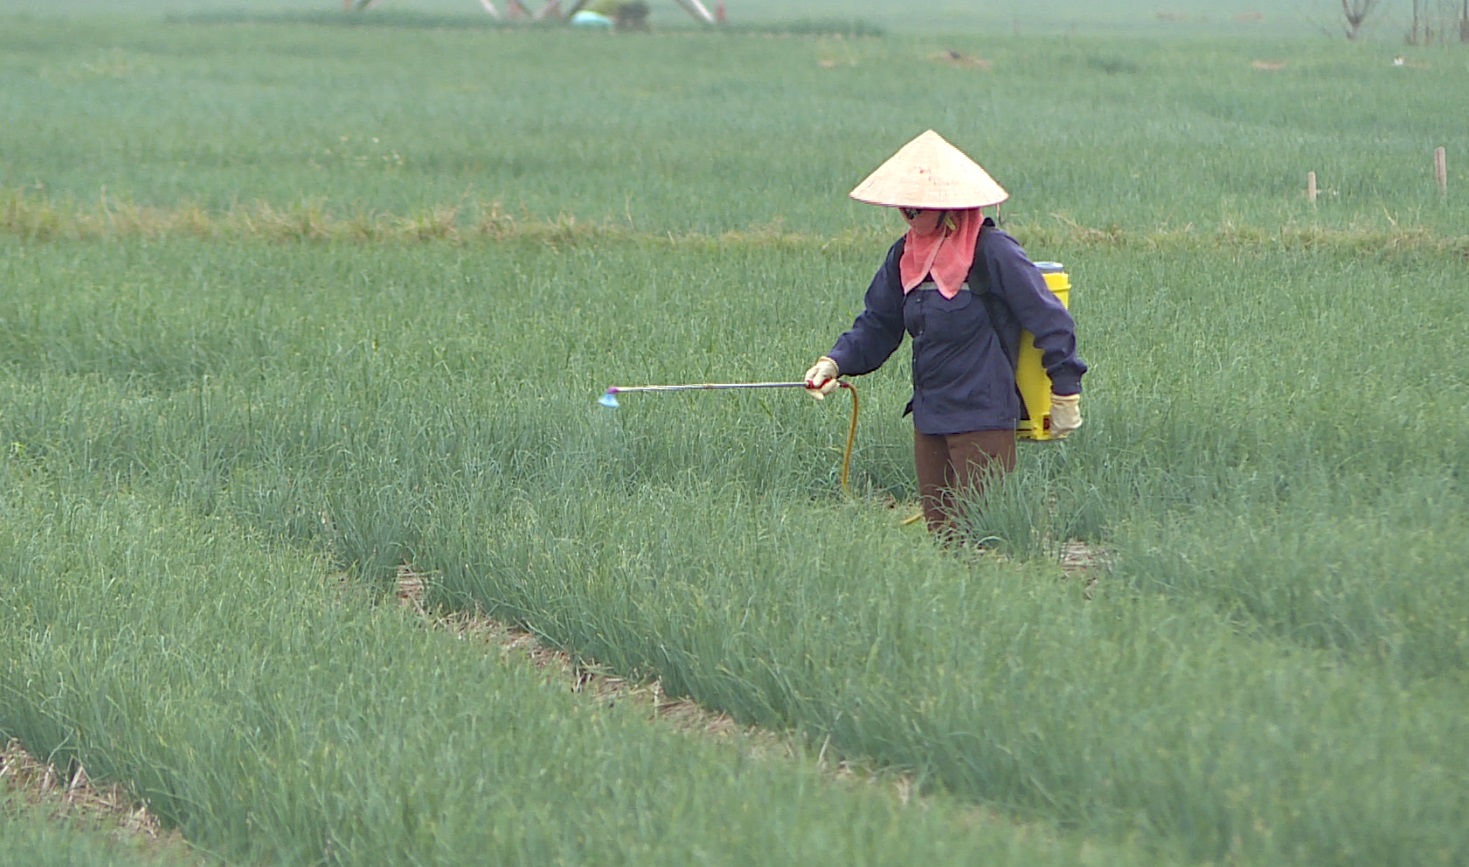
[1015,261,1071,441]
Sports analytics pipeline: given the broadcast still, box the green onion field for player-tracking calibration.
[2,1,1467,864]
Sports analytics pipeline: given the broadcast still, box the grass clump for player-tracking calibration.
[3,7,1468,863]
[0,477,1151,866]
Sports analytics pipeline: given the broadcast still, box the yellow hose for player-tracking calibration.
[837,382,858,494]
[836,383,921,526]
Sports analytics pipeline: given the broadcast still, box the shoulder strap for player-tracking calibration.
[969,220,1029,417]
[968,220,1012,357]
[967,218,995,298]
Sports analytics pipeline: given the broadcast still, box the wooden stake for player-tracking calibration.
[1307,171,1317,203]
[1435,146,1448,196]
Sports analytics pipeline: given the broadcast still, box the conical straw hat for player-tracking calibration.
[848,130,1009,209]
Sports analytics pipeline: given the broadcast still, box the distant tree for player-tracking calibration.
[1408,0,1426,43]
[1340,0,1381,39]
[1405,0,1469,44]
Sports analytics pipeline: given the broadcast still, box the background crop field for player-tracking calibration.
[4,0,1425,37]
[4,1,1465,233]
[3,1,1468,865]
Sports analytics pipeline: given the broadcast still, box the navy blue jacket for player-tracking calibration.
[826,221,1086,435]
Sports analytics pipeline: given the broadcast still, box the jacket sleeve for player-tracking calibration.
[987,233,1087,396]
[825,240,907,377]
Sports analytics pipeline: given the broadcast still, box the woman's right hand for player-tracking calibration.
[803,356,840,399]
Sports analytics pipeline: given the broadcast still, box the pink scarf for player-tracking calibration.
[899,208,983,299]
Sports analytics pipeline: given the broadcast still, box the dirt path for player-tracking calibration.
[0,737,194,861]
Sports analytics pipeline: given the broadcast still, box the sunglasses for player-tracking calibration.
[900,207,923,220]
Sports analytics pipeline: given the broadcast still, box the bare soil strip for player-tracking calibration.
[0,737,194,860]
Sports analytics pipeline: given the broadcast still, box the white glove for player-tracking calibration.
[803,356,840,400]
[1050,393,1082,437]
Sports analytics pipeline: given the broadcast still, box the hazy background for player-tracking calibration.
[3,0,1406,38]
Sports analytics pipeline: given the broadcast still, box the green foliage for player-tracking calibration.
[2,18,1464,236]
[4,230,1468,863]
[2,5,1468,865]
[0,481,1136,866]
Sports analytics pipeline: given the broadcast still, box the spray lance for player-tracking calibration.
[596,264,1076,520]
[598,381,860,493]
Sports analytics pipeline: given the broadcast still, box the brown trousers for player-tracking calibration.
[913,428,1017,537]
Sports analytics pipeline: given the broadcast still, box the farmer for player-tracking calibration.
[802,130,1086,540]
